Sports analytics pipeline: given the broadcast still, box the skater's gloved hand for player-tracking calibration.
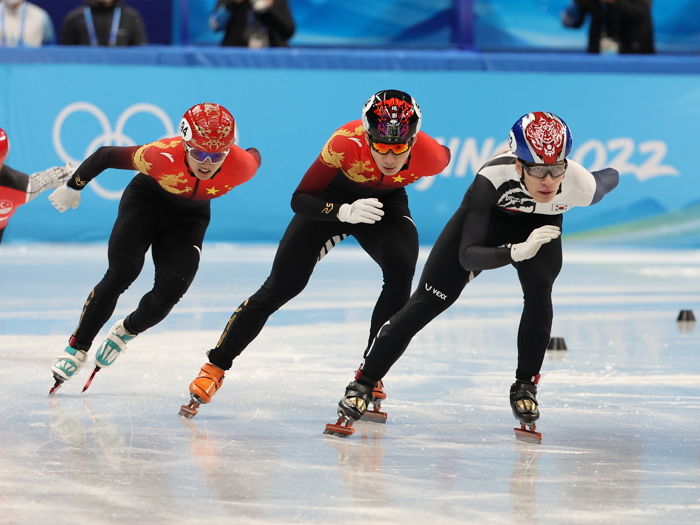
[49,183,81,213]
[510,225,561,262]
[337,198,384,224]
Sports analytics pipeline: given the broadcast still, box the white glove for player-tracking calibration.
[337,198,384,224]
[26,163,76,202]
[49,184,81,212]
[510,225,561,262]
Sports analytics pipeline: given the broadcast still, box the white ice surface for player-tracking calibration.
[1,243,699,524]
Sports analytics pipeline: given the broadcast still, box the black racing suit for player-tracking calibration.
[65,139,260,350]
[359,153,619,384]
[206,121,450,371]
[70,174,211,348]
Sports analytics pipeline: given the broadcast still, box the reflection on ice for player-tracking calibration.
[1,244,700,523]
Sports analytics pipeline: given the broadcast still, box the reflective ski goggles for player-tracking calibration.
[185,144,230,163]
[522,159,567,179]
[370,140,411,155]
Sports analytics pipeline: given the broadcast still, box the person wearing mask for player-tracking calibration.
[209,0,295,48]
[563,0,654,54]
[60,0,147,46]
[0,0,55,47]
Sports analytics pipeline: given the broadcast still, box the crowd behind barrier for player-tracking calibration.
[18,0,700,52]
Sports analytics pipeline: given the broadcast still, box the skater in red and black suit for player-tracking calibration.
[48,102,261,394]
[179,89,451,418]
[325,111,619,441]
[0,128,75,244]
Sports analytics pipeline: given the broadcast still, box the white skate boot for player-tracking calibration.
[83,319,137,392]
[95,319,136,368]
[50,346,88,394]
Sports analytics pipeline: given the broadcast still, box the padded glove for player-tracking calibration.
[510,225,561,262]
[49,184,81,212]
[337,198,384,224]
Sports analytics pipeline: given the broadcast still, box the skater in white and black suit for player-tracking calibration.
[327,111,619,439]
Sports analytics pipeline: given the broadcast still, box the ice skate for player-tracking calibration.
[360,380,388,423]
[510,375,542,443]
[83,319,136,392]
[324,380,374,438]
[179,363,225,419]
[49,346,88,394]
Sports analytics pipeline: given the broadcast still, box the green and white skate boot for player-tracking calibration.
[50,346,87,394]
[94,319,136,368]
[82,319,137,392]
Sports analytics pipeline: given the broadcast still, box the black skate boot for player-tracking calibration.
[360,379,388,423]
[324,380,374,438]
[510,375,542,443]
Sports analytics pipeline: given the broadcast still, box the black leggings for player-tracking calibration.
[361,210,563,383]
[207,202,419,370]
[71,176,210,349]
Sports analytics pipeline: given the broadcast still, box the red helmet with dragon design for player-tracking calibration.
[179,103,237,162]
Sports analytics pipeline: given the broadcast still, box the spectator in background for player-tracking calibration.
[60,0,147,46]
[210,0,295,48]
[562,0,654,54]
[0,0,55,47]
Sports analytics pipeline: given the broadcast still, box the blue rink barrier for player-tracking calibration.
[1,47,698,247]
[1,46,700,73]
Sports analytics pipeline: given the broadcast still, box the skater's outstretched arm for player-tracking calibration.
[26,164,76,202]
[48,146,140,212]
[62,146,139,190]
[590,167,619,204]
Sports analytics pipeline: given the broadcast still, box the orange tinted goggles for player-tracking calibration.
[370,141,411,155]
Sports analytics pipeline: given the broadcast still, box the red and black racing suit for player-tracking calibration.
[64,137,261,350]
[0,165,31,243]
[207,120,450,371]
[358,152,619,385]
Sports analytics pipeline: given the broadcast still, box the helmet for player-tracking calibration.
[0,128,9,165]
[362,90,422,144]
[179,103,237,153]
[509,111,572,164]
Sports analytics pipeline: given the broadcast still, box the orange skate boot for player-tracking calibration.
[361,379,388,423]
[178,363,225,419]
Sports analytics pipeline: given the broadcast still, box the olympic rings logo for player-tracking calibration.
[52,102,175,200]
